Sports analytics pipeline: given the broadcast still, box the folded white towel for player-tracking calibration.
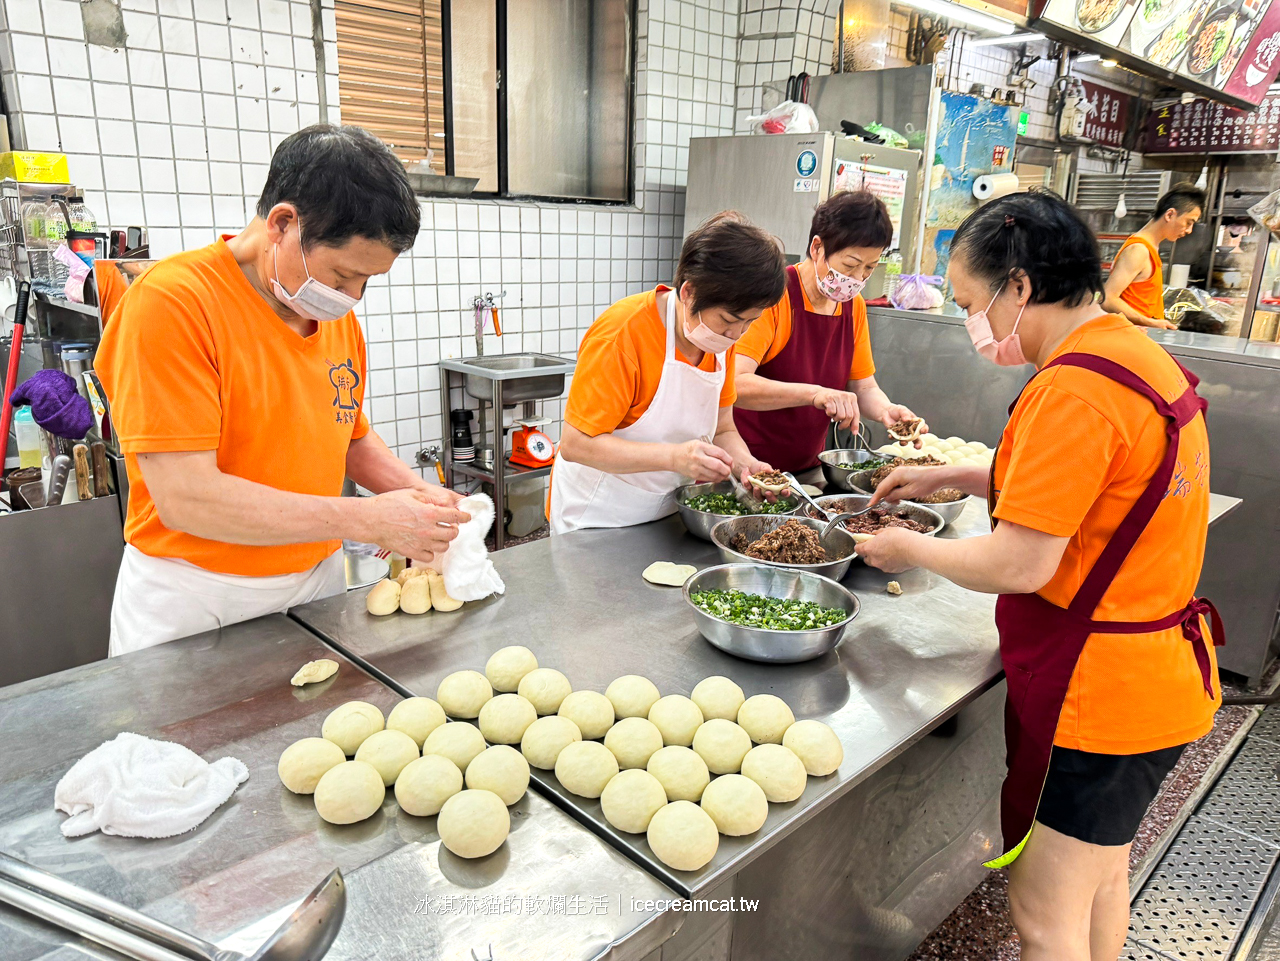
[440,493,507,602]
[54,732,249,839]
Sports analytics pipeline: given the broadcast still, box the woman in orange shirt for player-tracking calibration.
[550,213,787,534]
[857,191,1221,961]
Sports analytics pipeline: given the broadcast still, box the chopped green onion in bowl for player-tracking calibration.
[836,457,891,471]
[683,492,796,516]
[690,588,849,631]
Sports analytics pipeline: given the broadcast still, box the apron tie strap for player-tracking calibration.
[1181,597,1224,697]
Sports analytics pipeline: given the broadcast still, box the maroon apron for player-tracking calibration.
[735,265,857,474]
[987,351,1224,865]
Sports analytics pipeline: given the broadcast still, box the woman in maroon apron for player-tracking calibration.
[856,191,1222,961]
[734,191,926,478]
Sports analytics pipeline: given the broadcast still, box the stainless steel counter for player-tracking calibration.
[291,502,1005,899]
[0,615,679,961]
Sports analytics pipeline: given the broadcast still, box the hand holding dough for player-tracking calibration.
[278,737,346,794]
[647,800,719,872]
[437,670,493,719]
[737,694,795,745]
[642,562,697,586]
[395,754,463,816]
[290,659,338,687]
[485,646,538,692]
[314,760,385,824]
[399,575,432,614]
[322,701,386,755]
[366,579,400,616]
[437,789,510,858]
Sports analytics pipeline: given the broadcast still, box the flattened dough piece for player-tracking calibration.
[600,768,668,834]
[395,754,463,816]
[642,561,697,587]
[436,670,493,719]
[437,789,510,858]
[647,800,719,872]
[700,773,768,836]
[737,694,796,745]
[290,659,338,687]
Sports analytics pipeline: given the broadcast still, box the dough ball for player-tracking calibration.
[278,737,346,794]
[642,562,697,586]
[692,719,752,775]
[394,754,463,816]
[557,690,615,740]
[396,566,428,586]
[485,645,538,692]
[648,695,704,747]
[700,773,768,836]
[919,445,944,459]
[437,789,510,858]
[354,729,420,786]
[386,697,447,748]
[426,570,463,612]
[737,694,795,745]
[600,769,668,834]
[422,722,487,774]
[952,445,976,458]
[365,579,400,616]
[399,575,432,614]
[322,701,386,755]
[478,694,538,745]
[314,760,386,824]
[740,743,808,803]
[968,441,989,453]
[606,675,661,719]
[464,745,530,805]
[691,676,745,722]
[921,432,940,445]
[945,436,965,447]
[646,800,719,872]
[290,659,338,687]
[554,741,619,798]
[783,719,844,776]
[436,670,493,719]
[517,668,573,715]
[646,745,710,803]
[520,715,582,770]
[604,716,664,770]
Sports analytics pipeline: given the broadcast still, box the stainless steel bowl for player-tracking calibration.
[804,494,945,537]
[683,563,860,663]
[674,481,801,542]
[842,477,972,530]
[818,448,889,491]
[710,514,858,581]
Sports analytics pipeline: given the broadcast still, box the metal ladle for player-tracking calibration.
[0,851,345,961]
[778,472,876,543]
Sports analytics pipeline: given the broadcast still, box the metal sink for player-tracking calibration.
[441,353,576,404]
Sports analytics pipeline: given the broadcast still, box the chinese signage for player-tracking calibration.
[1031,0,1280,108]
[1080,80,1132,146]
[834,160,909,248]
[1145,87,1280,152]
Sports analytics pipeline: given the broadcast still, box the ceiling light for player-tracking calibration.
[970,32,1044,46]
[893,0,1017,35]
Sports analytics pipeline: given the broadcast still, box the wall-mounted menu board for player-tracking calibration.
[1144,86,1280,151]
[1030,0,1280,107]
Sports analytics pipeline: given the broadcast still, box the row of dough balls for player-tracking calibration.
[278,696,525,859]
[465,647,844,874]
[365,567,464,616]
[877,433,993,468]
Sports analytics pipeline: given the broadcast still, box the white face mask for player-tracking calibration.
[270,227,359,322]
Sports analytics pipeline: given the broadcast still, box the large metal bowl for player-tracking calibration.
[674,481,801,541]
[818,448,890,491]
[710,514,858,581]
[843,476,973,530]
[683,563,860,663]
[804,494,945,537]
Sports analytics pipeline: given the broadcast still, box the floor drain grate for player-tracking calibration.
[1197,737,1280,848]
[1252,706,1280,746]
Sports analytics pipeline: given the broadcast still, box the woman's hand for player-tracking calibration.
[854,527,918,573]
[672,440,734,483]
[735,456,787,501]
[410,482,465,507]
[883,406,928,448]
[811,387,861,432]
[869,465,950,506]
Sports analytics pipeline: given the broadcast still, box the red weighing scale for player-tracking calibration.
[509,417,556,469]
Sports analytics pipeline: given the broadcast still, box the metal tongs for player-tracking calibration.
[0,851,346,961]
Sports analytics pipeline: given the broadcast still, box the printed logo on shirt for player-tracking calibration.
[1168,450,1208,500]
[328,358,361,426]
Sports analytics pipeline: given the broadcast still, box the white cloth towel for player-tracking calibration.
[54,732,249,839]
[440,493,507,602]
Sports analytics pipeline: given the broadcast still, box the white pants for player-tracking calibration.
[108,545,347,657]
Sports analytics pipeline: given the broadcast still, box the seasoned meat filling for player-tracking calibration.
[731,519,829,564]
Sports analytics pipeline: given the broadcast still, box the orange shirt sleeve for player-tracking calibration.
[992,384,1126,537]
[720,345,738,407]
[848,298,876,381]
[97,280,223,454]
[351,319,370,440]
[564,330,640,437]
[735,298,789,367]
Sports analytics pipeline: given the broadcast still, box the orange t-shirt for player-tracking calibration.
[95,240,370,577]
[992,314,1218,755]
[735,286,876,382]
[564,286,736,437]
[1117,234,1165,321]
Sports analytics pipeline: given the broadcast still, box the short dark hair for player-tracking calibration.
[675,212,787,315]
[1153,183,1206,221]
[257,125,420,253]
[808,190,894,253]
[950,188,1102,308]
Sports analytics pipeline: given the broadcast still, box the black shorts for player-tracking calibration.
[1035,744,1186,847]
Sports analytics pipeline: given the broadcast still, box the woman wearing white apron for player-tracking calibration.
[550,213,788,534]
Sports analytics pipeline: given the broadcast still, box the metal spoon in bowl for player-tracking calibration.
[779,472,875,543]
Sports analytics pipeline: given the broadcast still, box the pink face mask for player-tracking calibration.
[684,311,736,354]
[814,252,866,302]
[965,286,1028,367]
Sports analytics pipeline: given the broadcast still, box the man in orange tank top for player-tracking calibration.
[1101,184,1203,330]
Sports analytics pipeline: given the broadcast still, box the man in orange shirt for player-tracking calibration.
[96,125,467,655]
[1101,184,1204,330]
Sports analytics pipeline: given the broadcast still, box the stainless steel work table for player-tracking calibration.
[0,615,679,961]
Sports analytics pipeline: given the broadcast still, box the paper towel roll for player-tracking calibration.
[972,173,1020,202]
[1169,263,1190,288]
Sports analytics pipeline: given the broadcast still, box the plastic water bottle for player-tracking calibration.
[44,198,70,292]
[68,195,97,233]
[883,251,903,300]
[20,200,48,291]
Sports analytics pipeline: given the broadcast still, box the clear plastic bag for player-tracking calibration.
[1248,188,1280,239]
[744,100,820,134]
[890,274,945,310]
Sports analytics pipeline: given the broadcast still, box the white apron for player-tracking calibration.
[550,289,726,535]
[108,545,346,657]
